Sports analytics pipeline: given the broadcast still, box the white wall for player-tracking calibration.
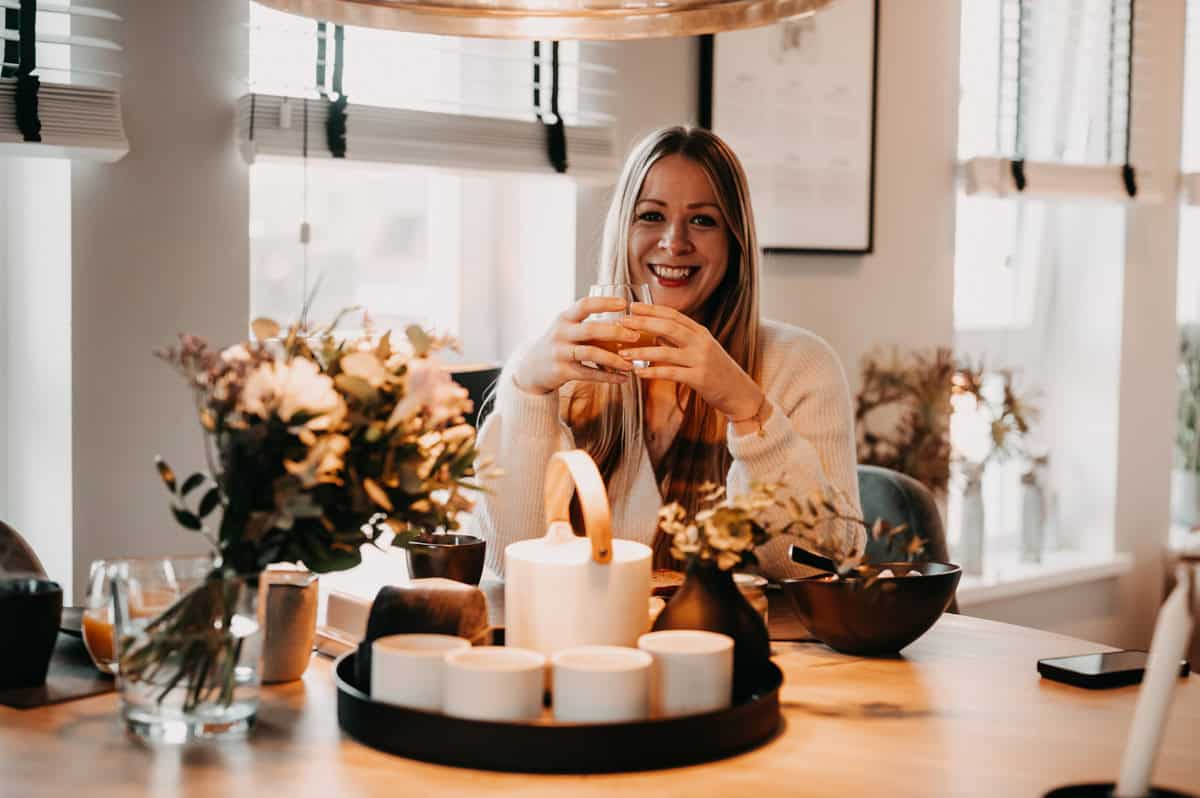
[759,1,960,388]
[1109,0,1188,649]
[68,0,250,601]
[0,158,73,593]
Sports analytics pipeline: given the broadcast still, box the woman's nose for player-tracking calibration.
[658,221,693,255]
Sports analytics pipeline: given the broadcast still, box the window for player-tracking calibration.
[952,0,1139,561]
[246,3,614,363]
[1172,0,1200,537]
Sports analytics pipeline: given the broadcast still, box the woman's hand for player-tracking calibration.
[617,303,765,422]
[511,296,640,395]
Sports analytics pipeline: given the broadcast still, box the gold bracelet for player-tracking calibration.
[730,395,768,438]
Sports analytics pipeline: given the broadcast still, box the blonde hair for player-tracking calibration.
[567,126,763,567]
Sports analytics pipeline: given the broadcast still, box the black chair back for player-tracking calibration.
[448,364,501,431]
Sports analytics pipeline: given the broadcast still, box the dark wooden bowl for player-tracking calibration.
[779,562,961,656]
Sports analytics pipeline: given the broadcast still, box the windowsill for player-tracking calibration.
[956,550,1134,608]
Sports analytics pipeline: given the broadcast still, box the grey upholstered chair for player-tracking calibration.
[856,465,957,613]
[790,465,957,613]
[0,520,47,577]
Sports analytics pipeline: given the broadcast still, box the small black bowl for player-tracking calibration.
[780,562,961,656]
[404,534,486,585]
[0,577,64,688]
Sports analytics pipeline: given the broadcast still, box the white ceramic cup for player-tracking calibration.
[442,646,546,722]
[371,633,470,712]
[551,645,652,723]
[637,630,734,718]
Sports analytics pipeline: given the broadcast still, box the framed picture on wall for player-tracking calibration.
[699,0,879,254]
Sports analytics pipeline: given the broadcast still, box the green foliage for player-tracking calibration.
[1178,326,1200,473]
[659,482,921,576]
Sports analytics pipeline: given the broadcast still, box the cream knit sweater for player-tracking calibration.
[468,319,863,581]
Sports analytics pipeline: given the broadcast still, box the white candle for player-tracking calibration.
[1115,564,1195,797]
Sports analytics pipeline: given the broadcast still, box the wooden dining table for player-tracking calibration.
[2,611,1197,797]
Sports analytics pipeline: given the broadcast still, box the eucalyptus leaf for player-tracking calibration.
[171,506,202,531]
[198,486,222,518]
[181,472,206,497]
[363,478,394,512]
[251,317,281,341]
[390,528,422,549]
[405,325,432,357]
[376,330,392,361]
[155,457,177,493]
[399,465,424,493]
[334,373,378,404]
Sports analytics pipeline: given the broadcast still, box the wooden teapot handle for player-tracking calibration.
[544,450,613,564]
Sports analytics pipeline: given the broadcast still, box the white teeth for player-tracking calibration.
[651,265,694,280]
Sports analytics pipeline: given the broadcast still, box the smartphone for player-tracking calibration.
[1037,650,1191,689]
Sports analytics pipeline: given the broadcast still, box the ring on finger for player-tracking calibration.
[572,345,581,362]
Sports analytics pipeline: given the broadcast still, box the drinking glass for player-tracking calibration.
[586,283,654,368]
[82,555,212,675]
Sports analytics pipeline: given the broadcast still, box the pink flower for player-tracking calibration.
[241,358,346,429]
[386,358,470,430]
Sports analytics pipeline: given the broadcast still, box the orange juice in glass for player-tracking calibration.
[83,557,210,675]
[585,283,655,367]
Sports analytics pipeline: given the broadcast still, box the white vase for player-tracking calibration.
[957,465,985,577]
[1019,471,1045,564]
[1170,469,1200,527]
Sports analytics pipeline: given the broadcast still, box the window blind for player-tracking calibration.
[0,0,127,161]
[239,3,618,179]
[960,0,1158,202]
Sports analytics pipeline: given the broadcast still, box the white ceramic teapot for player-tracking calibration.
[504,450,652,656]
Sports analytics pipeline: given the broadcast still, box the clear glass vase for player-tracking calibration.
[112,562,263,743]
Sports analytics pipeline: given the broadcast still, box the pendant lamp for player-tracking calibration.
[253,0,833,40]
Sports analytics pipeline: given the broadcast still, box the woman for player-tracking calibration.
[473,125,862,581]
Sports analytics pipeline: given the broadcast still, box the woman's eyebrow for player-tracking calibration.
[635,198,720,209]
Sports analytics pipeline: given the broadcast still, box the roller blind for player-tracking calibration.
[960,0,1155,202]
[239,2,618,179]
[0,0,127,162]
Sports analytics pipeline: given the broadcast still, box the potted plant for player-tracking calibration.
[121,315,484,741]
[948,363,1039,573]
[654,482,924,682]
[1174,326,1200,527]
[855,347,957,497]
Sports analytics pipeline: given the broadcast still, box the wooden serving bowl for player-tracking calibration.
[779,562,961,656]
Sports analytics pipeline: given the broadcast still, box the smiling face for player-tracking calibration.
[628,154,732,318]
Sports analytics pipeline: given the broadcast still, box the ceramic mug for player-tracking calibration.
[260,569,319,684]
[442,646,546,722]
[637,630,734,718]
[371,634,470,712]
[551,645,652,723]
[0,577,63,689]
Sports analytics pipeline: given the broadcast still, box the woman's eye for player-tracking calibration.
[691,214,718,227]
[637,211,664,223]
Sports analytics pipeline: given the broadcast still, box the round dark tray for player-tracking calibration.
[334,651,783,773]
